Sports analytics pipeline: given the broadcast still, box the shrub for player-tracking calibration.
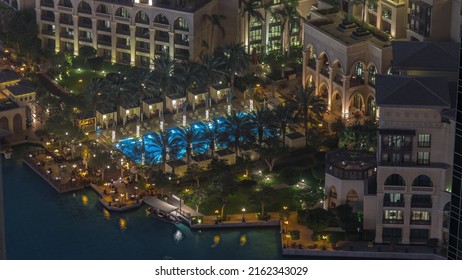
[279,167,299,186]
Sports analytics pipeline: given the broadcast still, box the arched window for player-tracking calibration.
[41,0,54,8]
[96,4,109,14]
[412,175,433,187]
[58,0,72,8]
[115,7,130,18]
[366,96,376,117]
[78,1,92,14]
[136,10,150,24]
[368,65,377,85]
[154,14,169,25]
[175,17,188,31]
[384,174,406,186]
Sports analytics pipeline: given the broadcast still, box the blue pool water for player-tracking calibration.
[116,115,278,165]
[2,145,282,260]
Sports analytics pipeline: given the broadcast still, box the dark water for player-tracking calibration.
[2,145,282,260]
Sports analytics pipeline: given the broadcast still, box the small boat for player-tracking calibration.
[148,207,180,224]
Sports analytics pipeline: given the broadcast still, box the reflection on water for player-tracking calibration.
[240,235,247,246]
[173,229,183,242]
[3,145,282,260]
[212,235,220,248]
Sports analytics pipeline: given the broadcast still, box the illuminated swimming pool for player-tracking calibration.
[115,114,278,165]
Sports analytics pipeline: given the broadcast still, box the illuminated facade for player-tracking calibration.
[35,0,218,67]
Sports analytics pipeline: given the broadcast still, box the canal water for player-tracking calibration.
[2,145,282,260]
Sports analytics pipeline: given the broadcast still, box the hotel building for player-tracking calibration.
[0,0,35,10]
[35,0,219,67]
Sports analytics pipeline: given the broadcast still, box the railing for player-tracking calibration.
[350,77,365,87]
[383,201,405,207]
[383,219,404,224]
[97,26,111,32]
[97,40,111,46]
[384,186,405,191]
[410,220,431,225]
[136,32,150,39]
[60,33,74,39]
[114,16,130,23]
[174,39,189,46]
[411,187,433,192]
[116,28,130,35]
[174,26,189,32]
[153,22,169,29]
[116,44,130,50]
[307,59,316,70]
[411,202,432,208]
[41,16,55,22]
[57,5,73,13]
[79,37,93,43]
[78,9,92,15]
[95,12,111,19]
[42,30,55,36]
[136,47,150,53]
[59,19,73,25]
[135,19,150,25]
[79,21,92,28]
[155,35,169,42]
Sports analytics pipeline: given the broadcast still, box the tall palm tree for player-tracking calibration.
[199,53,227,121]
[151,54,183,114]
[273,1,300,58]
[175,126,202,167]
[222,43,251,91]
[202,13,227,54]
[249,107,275,146]
[81,77,108,116]
[292,85,328,147]
[241,72,259,111]
[126,68,155,123]
[240,0,263,53]
[178,59,204,96]
[221,110,254,156]
[273,103,296,148]
[104,73,135,125]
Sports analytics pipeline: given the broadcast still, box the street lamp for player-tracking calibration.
[241,208,246,222]
[215,209,220,223]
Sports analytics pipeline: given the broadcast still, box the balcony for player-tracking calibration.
[320,66,329,77]
[78,8,92,15]
[334,74,343,86]
[60,33,74,40]
[410,201,432,208]
[59,19,73,26]
[41,15,55,23]
[136,32,149,39]
[153,22,169,29]
[117,28,130,35]
[79,21,92,29]
[350,76,365,87]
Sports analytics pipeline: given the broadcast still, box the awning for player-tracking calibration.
[144,197,178,213]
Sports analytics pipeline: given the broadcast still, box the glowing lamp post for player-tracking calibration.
[215,209,220,222]
[241,208,246,222]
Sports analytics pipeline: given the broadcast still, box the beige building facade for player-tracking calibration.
[35,0,218,67]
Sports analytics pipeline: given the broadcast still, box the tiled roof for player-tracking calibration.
[376,75,450,108]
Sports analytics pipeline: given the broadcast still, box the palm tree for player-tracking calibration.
[202,13,227,54]
[226,88,234,115]
[151,54,183,114]
[221,110,254,156]
[203,118,220,158]
[249,107,275,146]
[273,103,296,148]
[81,77,108,116]
[199,53,227,121]
[126,68,155,123]
[178,59,204,96]
[241,72,259,111]
[104,73,135,125]
[222,43,251,91]
[240,0,263,53]
[147,130,175,170]
[175,126,202,167]
[272,1,300,58]
[292,85,328,147]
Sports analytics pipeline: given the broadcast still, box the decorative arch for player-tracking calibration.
[154,13,169,25]
[41,0,54,8]
[135,10,150,24]
[349,92,365,113]
[346,189,359,202]
[385,174,406,186]
[78,1,91,14]
[306,44,317,69]
[0,117,8,131]
[13,114,22,132]
[412,175,434,187]
[328,186,337,209]
[332,59,344,75]
[319,83,329,99]
[58,0,72,7]
[174,17,189,31]
[331,91,342,115]
[115,7,130,18]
